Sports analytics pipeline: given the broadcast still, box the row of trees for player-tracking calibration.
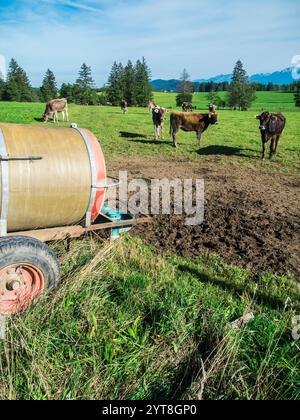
[105,58,153,106]
[193,81,299,93]
[176,61,256,111]
[0,57,299,109]
[0,59,100,105]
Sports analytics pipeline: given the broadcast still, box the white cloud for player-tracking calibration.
[0,0,299,86]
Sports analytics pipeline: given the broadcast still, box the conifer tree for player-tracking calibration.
[106,62,125,105]
[227,60,256,110]
[123,60,135,105]
[73,63,97,105]
[133,57,153,107]
[4,58,34,102]
[39,69,57,102]
[60,83,75,103]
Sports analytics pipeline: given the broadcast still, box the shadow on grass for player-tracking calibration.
[143,321,222,400]
[120,131,147,139]
[129,138,172,146]
[34,117,45,122]
[177,264,299,311]
[197,145,257,158]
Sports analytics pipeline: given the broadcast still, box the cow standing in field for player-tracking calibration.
[182,102,193,112]
[148,101,157,113]
[121,100,128,114]
[256,112,286,160]
[170,112,218,148]
[152,107,167,140]
[43,99,68,123]
[209,103,217,113]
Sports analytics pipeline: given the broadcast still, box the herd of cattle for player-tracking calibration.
[42,98,286,161]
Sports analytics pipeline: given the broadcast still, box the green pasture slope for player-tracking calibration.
[0,93,300,400]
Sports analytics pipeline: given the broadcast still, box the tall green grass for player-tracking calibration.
[0,236,299,400]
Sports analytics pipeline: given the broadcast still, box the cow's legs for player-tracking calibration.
[196,131,202,146]
[261,136,268,160]
[62,111,65,122]
[66,109,69,122]
[53,111,58,123]
[269,137,276,160]
[274,135,281,156]
[172,129,177,147]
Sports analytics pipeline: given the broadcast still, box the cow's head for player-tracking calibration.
[256,112,270,131]
[153,107,166,123]
[43,112,50,122]
[209,112,218,125]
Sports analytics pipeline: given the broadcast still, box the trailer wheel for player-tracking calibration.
[0,236,60,315]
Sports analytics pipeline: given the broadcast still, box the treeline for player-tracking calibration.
[105,58,152,106]
[175,61,300,110]
[0,57,299,109]
[0,57,153,107]
[194,81,299,93]
[0,59,101,105]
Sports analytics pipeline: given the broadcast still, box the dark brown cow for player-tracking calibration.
[170,112,218,148]
[256,112,286,160]
[120,100,128,114]
[182,102,193,112]
[152,107,167,140]
[43,98,68,123]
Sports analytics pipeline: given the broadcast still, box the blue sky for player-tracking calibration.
[0,0,299,86]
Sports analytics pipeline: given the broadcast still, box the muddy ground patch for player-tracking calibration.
[110,156,300,278]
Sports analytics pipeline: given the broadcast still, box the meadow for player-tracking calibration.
[0,92,299,400]
[0,91,299,174]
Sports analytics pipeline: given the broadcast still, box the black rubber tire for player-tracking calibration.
[0,236,61,291]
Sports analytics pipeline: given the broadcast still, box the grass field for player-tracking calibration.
[0,92,299,174]
[0,92,300,400]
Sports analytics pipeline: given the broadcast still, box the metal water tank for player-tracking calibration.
[0,123,107,234]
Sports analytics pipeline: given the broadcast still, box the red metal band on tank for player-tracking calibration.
[81,129,107,222]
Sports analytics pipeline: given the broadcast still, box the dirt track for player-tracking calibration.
[110,156,300,278]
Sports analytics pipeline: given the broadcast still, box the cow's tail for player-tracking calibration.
[169,114,172,136]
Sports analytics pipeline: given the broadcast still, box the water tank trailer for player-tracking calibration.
[0,123,143,316]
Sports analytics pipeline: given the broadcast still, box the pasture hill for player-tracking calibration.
[0,91,299,400]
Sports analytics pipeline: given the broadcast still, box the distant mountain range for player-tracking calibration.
[152,68,295,91]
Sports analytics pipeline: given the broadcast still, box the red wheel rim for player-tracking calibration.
[0,264,45,315]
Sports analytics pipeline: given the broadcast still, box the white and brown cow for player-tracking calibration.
[120,100,128,114]
[43,98,69,123]
[148,101,157,113]
[152,107,167,140]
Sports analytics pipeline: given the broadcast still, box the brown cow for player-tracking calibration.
[43,98,68,123]
[170,112,218,148]
[256,112,286,160]
[152,107,167,140]
[182,102,193,112]
[120,100,128,114]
